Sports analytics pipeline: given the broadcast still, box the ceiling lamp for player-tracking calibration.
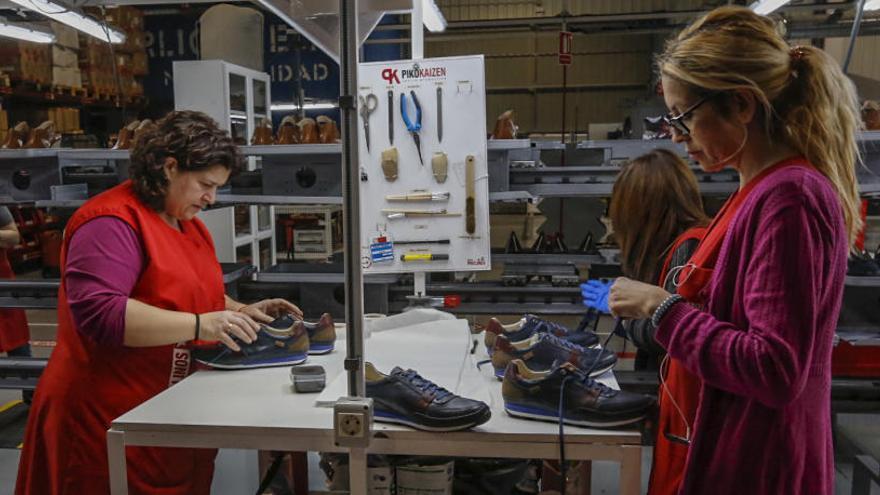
[7,0,125,43]
[0,17,55,43]
[422,0,447,32]
[865,0,880,11]
[749,0,791,15]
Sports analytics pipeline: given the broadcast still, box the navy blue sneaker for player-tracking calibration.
[484,314,599,355]
[365,362,491,432]
[502,359,654,428]
[193,321,309,369]
[490,331,616,380]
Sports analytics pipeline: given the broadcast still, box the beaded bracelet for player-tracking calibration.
[651,294,684,328]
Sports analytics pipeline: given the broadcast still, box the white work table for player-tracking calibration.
[108,316,643,494]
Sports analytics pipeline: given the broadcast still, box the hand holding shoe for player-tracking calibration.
[580,279,614,314]
[239,298,304,324]
[199,310,260,351]
[607,277,670,320]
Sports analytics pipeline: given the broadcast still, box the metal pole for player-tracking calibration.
[411,0,424,60]
[843,0,867,74]
[340,0,365,397]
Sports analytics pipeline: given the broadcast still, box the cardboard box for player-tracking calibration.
[52,45,79,69]
[52,67,82,88]
[50,21,79,50]
[131,51,148,76]
[0,40,52,84]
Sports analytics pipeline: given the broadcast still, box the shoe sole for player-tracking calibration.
[504,402,645,428]
[308,342,335,355]
[373,409,491,432]
[196,354,308,369]
[493,359,615,380]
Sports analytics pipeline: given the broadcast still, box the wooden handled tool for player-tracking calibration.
[465,155,476,234]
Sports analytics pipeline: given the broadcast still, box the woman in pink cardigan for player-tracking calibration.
[609,7,862,495]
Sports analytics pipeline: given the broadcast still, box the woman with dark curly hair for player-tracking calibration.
[16,110,302,494]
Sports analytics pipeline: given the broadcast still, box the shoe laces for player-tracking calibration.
[532,318,569,336]
[400,369,452,401]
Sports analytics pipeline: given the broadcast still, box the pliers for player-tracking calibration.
[400,90,423,165]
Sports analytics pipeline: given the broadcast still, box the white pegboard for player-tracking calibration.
[357,55,491,274]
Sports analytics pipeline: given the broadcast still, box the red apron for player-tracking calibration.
[16,181,225,495]
[648,157,810,495]
[0,248,30,352]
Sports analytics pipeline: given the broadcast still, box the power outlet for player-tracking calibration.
[334,397,373,448]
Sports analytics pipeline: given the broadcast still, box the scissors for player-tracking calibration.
[400,90,423,165]
[359,93,378,152]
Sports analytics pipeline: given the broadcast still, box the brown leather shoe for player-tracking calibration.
[2,122,30,149]
[317,115,340,143]
[25,121,56,148]
[113,120,140,150]
[491,110,518,139]
[251,119,274,145]
[276,115,300,144]
[298,118,319,144]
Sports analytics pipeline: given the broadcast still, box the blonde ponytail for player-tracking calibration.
[658,6,863,247]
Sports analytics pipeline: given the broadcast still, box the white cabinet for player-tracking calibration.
[198,205,276,270]
[172,59,271,147]
[174,60,275,271]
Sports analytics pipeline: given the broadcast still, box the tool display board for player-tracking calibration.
[357,55,490,274]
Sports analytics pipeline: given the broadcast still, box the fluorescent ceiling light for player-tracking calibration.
[750,0,791,15]
[866,0,880,11]
[7,0,125,43]
[422,0,447,32]
[271,102,337,111]
[0,18,55,43]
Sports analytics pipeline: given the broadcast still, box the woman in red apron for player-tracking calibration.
[0,206,32,370]
[582,149,708,495]
[16,111,301,494]
[609,7,859,494]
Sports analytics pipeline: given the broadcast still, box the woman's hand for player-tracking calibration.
[199,310,260,351]
[608,277,671,320]
[238,298,303,324]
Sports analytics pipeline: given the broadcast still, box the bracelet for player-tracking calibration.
[651,294,684,328]
[194,313,200,341]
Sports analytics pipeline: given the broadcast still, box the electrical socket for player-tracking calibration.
[333,397,373,448]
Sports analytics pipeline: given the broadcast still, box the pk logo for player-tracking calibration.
[381,68,400,84]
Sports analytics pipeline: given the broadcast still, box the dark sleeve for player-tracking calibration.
[622,238,700,356]
[64,217,144,346]
[0,207,13,227]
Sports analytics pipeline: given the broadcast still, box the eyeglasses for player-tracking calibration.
[663,93,716,137]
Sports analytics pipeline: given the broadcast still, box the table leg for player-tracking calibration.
[349,448,368,495]
[107,428,128,495]
[618,445,642,495]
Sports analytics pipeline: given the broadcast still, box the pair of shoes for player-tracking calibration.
[2,121,58,149]
[848,250,880,276]
[484,314,599,355]
[113,120,153,150]
[502,359,654,428]
[365,362,491,431]
[276,115,300,144]
[194,312,336,369]
[490,331,616,380]
[251,119,274,145]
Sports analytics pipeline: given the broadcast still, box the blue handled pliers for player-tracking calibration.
[400,90,423,165]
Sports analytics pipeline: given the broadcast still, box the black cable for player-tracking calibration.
[255,452,285,495]
[98,6,126,118]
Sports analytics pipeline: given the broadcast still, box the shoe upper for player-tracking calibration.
[484,314,599,354]
[502,360,654,416]
[194,323,309,365]
[848,250,880,276]
[365,364,489,422]
[491,332,616,376]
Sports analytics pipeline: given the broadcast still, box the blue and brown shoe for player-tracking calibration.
[365,362,491,432]
[193,319,310,369]
[302,313,336,354]
[484,314,599,355]
[490,331,616,380]
[502,359,654,428]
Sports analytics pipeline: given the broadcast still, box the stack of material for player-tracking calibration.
[0,109,8,144]
[80,39,116,96]
[48,107,80,133]
[106,6,147,97]
[50,22,81,89]
[0,40,52,85]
